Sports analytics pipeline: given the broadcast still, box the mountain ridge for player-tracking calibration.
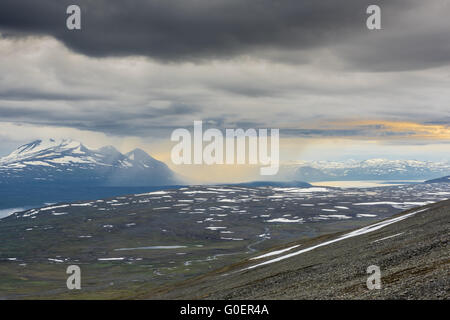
[144,199,450,300]
[0,139,178,187]
[425,175,450,184]
[280,159,450,182]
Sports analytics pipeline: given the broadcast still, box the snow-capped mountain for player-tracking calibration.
[0,139,178,186]
[281,159,450,182]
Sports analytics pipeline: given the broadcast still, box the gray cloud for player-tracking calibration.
[3,0,446,71]
[0,89,105,101]
[0,0,450,155]
[0,101,204,137]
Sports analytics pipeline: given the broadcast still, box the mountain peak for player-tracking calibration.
[0,138,84,164]
[126,148,154,161]
[98,145,120,155]
[18,138,82,150]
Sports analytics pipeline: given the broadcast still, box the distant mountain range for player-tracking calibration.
[281,159,450,182]
[0,139,178,187]
[2,140,449,187]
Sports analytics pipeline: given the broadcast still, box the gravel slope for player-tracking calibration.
[146,200,450,299]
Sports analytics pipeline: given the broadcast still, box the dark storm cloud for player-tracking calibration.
[0,89,105,101]
[0,102,203,137]
[0,0,421,65]
[1,0,449,145]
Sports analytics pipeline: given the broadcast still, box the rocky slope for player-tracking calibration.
[146,200,449,299]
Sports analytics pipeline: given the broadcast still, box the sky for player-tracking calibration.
[0,0,449,182]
